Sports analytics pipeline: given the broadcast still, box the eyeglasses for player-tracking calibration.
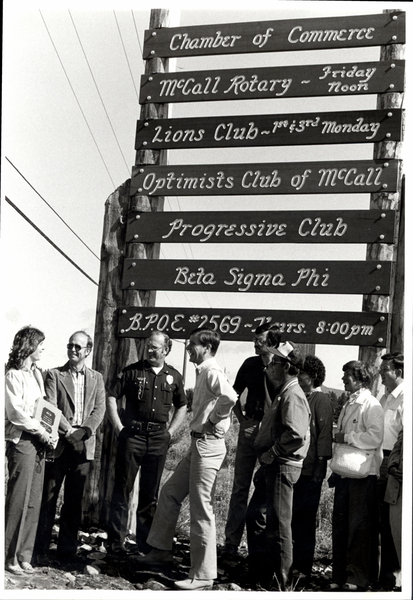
[269,359,288,366]
[67,343,88,351]
[145,345,164,352]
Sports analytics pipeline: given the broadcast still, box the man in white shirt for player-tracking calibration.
[377,352,404,590]
[136,327,237,591]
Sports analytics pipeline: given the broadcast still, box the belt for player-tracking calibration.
[191,431,205,439]
[129,421,166,433]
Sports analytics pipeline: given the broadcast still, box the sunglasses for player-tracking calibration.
[67,343,88,351]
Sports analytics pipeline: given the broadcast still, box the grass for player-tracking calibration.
[161,410,333,560]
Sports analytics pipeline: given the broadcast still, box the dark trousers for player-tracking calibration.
[292,474,323,576]
[377,456,400,586]
[35,444,90,558]
[332,475,379,589]
[246,462,301,590]
[5,434,45,563]
[108,428,170,551]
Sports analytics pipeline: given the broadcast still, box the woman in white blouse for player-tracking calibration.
[5,326,55,575]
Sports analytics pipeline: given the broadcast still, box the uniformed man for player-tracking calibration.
[106,331,187,554]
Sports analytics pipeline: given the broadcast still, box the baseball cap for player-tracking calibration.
[265,340,303,366]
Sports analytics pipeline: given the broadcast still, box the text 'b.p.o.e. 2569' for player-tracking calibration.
[131,160,399,196]
[117,307,388,347]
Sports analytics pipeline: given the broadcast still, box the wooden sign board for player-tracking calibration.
[131,160,399,197]
[135,109,403,150]
[122,259,391,295]
[118,307,388,347]
[143,12,405,58]
[139,61,404,104]
[126,210,395,245]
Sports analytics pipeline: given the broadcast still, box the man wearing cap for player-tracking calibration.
[246,336,311,590]
[222,323,281,558]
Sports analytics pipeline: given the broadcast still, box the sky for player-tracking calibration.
[1,2,412,598]
[2,1,411,395]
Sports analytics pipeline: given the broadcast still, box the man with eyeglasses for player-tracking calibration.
[35,331,105,565]
[106,331,187,556]
[221,323,281,559]
[377,352,404,590]
[245,337,311,590]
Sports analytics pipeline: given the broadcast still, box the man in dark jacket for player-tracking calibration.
[246,338,311,590]
[35,331,106,564]
[222,323,280,557]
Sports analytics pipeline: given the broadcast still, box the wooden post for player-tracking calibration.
[83,9,175,528]
[359,9,404,397]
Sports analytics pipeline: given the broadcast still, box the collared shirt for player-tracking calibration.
[5,366,46,443]
[190,357,237,434]
[70,366,85,426]
[108,359,187,425]
[380,381,404,450]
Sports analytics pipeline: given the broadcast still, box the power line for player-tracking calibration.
[113,10,140,101]
[5,196,99,287]
[68,10,131,174]
[5,157,100,261]
[130,10,143,61]
[39,10,116,188]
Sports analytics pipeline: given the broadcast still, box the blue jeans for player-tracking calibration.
[224,419,260,550]
[246,462,301,589]
[147,435,226,580]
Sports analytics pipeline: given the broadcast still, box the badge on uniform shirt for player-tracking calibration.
[166,375,174,385]
[135,377,145,399]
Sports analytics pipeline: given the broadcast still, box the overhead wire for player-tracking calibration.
[68,10,131,174]
[5,157,100,261]
[5,196,99,287]
[39,9,116,188]
[114,10,140,101]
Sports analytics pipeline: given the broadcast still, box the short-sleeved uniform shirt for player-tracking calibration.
[108,359,187,426]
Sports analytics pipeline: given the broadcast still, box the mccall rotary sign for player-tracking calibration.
[139,61,404,104]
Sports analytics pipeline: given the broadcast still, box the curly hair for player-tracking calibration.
[302,355,326,388]
[342,360,373,389]
[6,326,45,371]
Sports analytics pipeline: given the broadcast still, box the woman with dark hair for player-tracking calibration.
[5,326,55,575]
[291,355,333,583]
[329,360,384,591]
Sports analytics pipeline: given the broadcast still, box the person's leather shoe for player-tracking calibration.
[134,548,173,565]
[174,578,213,590]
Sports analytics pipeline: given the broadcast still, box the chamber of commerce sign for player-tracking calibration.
[135,109,402,150]
[130,160,399,196]
[139,61,404,104]
[142,12,405,58]
[117,307,388,347]
[126,210,395,244]
[122,259,391,295]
